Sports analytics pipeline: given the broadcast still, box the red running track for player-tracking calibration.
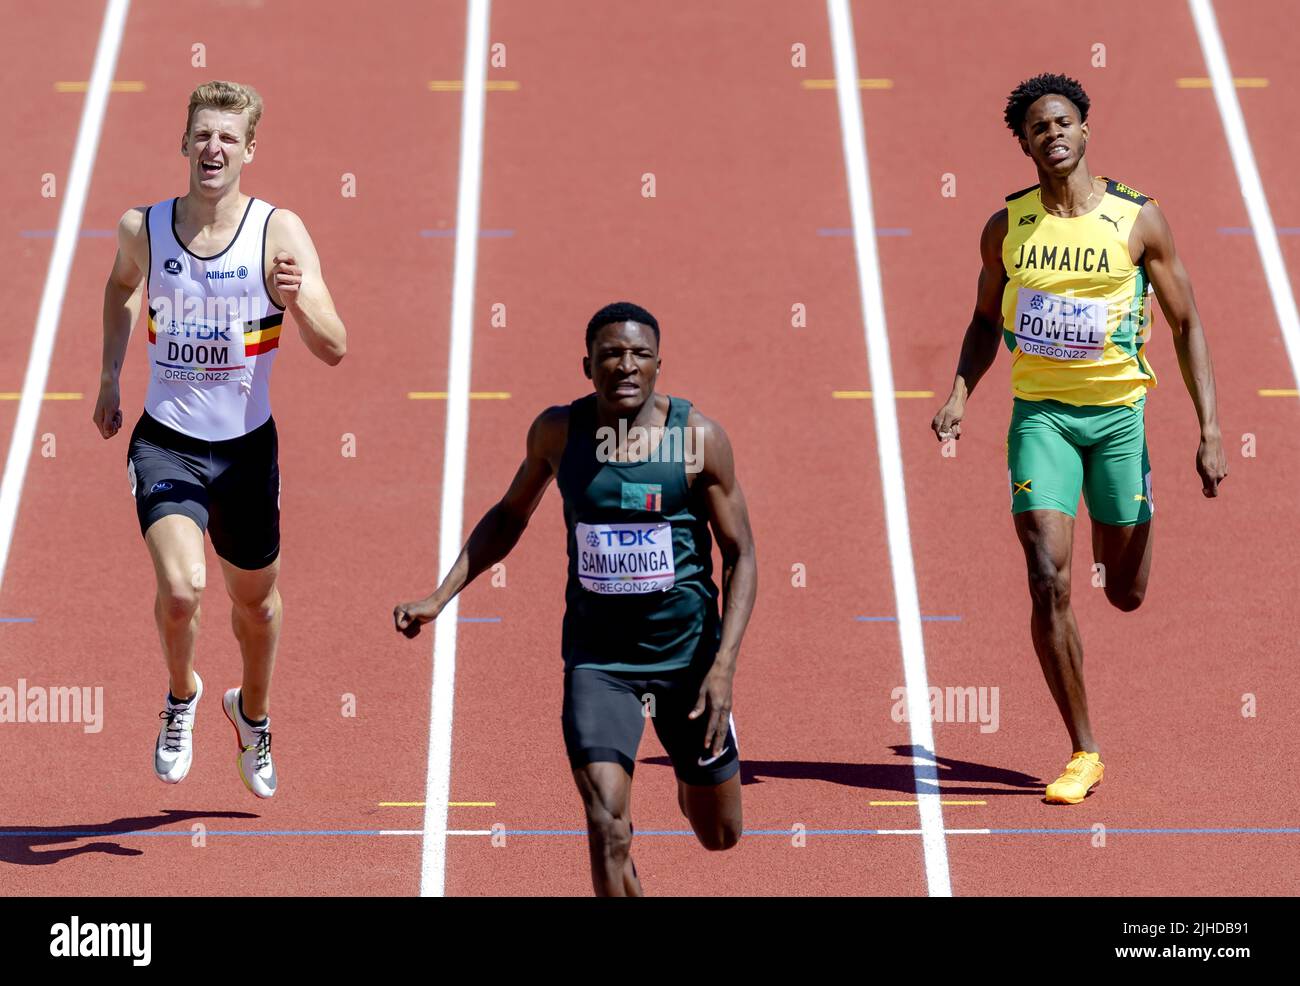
[857,0,1299,896]
[0,0,1296,896]
[0,0,466,894]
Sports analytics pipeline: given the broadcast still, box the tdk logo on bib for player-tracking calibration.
[588,528,661,548]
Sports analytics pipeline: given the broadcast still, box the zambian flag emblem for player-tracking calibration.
[621,482,663,512]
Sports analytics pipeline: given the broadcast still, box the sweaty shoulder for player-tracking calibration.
[983,207,1009,240]
[265,208,306,249]
[115,206,150,270]
[118,206,148,237]
[1129,195,1174,263]
[981,208,1008,267]
[685,406,734,479]
[529,403,571,464]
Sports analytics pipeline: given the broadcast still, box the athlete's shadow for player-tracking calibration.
[0,809,257,865]
[645,744,1043,796]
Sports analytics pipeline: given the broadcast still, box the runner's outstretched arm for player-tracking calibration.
[687,413,757,756]
[94,208,148,440]
[266,210,347,366]
[393,407,566,637]
[932,208,1009,442]
[1134,201,1227,497]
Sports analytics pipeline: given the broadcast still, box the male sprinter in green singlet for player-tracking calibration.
[931,74,1226,804]
[394,302,757,894]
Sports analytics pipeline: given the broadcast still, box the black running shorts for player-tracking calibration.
[126,412,280,571]
[561,665,740,786]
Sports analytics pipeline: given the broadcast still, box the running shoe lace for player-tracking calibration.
[1063,757,1094,780]
[158,706,189,752]
[254,729,272,771]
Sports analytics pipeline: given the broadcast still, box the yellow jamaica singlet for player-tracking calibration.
[1000,177,1158,407]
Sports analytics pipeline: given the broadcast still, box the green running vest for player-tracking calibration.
[557,394,721,672]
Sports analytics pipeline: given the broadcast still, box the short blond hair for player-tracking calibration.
[186,80,263,144]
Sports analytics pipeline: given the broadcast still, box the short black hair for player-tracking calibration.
[1005,73,1090,137]
[585,301,660,351]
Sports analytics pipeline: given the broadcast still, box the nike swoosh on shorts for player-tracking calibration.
[697,714,739,767]
[698,744,731,767]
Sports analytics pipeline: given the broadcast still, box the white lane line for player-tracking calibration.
[1189,0,1300,388]
[419,0,493,898]
[0,0,130,594]
[825,0,952,897]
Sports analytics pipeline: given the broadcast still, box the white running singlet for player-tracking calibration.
[144,196,284,440]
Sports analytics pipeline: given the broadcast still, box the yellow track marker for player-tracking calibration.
[833,390,934,399]
[55,81,145,93]
[0,392,82,400]
[871,800,987,806]
[1259,389,1299,397]
[803,78,893,90]
[1176,77,1267,88]
[429,80,520,92]
[378,801,497,807]
[408,391,511,400]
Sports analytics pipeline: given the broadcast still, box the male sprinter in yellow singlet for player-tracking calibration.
[94,82,348,798]
[394,303,757,895]
[931,74,1226,803]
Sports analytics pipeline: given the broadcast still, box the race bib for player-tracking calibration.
[151,311,248,385]
[1013,287,1107,361]
[575,522,675,594]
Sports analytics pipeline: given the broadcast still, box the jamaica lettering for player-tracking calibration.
[575,521,676,594]
[1013,242,1110,274]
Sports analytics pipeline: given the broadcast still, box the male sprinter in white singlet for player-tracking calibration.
[94,82,347,798]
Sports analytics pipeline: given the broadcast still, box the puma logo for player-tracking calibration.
[1100,213,1122,232]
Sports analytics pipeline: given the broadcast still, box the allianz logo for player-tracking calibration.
[205,265,249,281]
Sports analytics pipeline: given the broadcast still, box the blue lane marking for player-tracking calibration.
[0,617,36,623]
[5,826,1297,839]
[856,615,961,622]
[1218,226,1300,235]
[420,228,515,238]
[20,229,115,239]
[457,617,501,623]
[818,227,912,237]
